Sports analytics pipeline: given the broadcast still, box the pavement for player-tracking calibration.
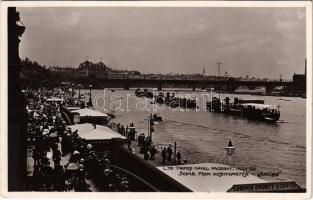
[157,162,267,192]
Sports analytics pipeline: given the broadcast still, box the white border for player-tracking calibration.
[0,1,312,199]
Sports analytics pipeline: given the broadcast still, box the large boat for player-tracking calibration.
[207,97,280,122]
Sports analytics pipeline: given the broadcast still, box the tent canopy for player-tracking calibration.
[69,123,126,141]
[72,108,108,117]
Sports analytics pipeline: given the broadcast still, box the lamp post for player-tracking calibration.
[71,83,75,97]
[78,84,82,99]
[89,84,93,107]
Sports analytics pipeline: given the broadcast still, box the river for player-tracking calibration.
[82,88,306,188]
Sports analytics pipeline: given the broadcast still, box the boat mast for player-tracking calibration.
[217,61,222,110]
[216,61,222,99]
[210,88,214,111]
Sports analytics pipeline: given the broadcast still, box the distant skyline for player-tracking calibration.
[19,7,306,79]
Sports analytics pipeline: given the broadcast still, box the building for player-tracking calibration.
[292,59,306,94]
[49,66,77,74]
[78,60,109,79]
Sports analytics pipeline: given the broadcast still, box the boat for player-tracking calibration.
[161,92,197,109]
[237,99,264,104]
[178,98,197,108]
[135,88,153,98]
[155,92,165,104]
[152,113,163,122]
[207,97,280,122]
[278,98,291,102]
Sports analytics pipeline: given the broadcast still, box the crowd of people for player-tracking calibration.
[160,145,183,165]
[24,86,189,192]
[115,122,136,141]
[24,87,129,192]
[114,116,185,165]
[137,133,155,160]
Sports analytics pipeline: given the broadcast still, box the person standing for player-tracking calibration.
[143,146,149,160]
[228,139,233,147]
[52,148,62,166]
[166,145,173,163]
[150,145,157,160]
[161,148,166,164]
[176,151,182,165]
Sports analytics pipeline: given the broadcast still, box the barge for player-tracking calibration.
[207,97,280,122]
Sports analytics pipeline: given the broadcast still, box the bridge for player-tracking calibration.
[82,77,293,93]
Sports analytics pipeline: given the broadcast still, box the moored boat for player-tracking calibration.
[152,113,163,122]
[135,88,153,98]
[207,97,280,122]
[158,92,197,109]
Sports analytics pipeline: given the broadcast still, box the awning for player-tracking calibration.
[69,123,126,141]
[66,106,81,111]
[72,108,108,117]
[46,97,64,102]
[242,103,278,110]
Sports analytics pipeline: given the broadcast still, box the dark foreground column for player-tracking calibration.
[8,7,27,191]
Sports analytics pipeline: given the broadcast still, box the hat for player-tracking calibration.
[73,150,80,155]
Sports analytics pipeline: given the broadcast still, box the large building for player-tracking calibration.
[292,59,306,94]
[78,60,109,79]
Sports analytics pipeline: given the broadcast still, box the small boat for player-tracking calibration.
[278,98,291,101]
[152,113,163,122]
[155,92,165,104]
[135,88,153,98]
[237,99,264,104]
[162,92,197,109]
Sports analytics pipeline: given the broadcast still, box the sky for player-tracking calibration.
[18,7,306,79]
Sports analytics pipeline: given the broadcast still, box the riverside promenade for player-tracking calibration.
[126,138,268,192]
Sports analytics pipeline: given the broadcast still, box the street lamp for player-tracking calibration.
[78,84,82,99]
[89,84,93,107]
[71,83,75,97]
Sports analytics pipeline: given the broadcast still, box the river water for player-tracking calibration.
[83,88,306,188]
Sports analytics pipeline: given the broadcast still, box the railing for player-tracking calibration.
[106,76,292,83]
[110,145,192,192]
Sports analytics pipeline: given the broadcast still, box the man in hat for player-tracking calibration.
[150,145,157,161]
[161,148,166,164]
[166,145,173,163]
[176,151,182,165]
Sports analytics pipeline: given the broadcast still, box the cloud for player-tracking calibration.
[18,7,306,79]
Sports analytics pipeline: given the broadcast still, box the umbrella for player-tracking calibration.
[49,132,58,137]
[73,150,80,155]
[66,162,79,171]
